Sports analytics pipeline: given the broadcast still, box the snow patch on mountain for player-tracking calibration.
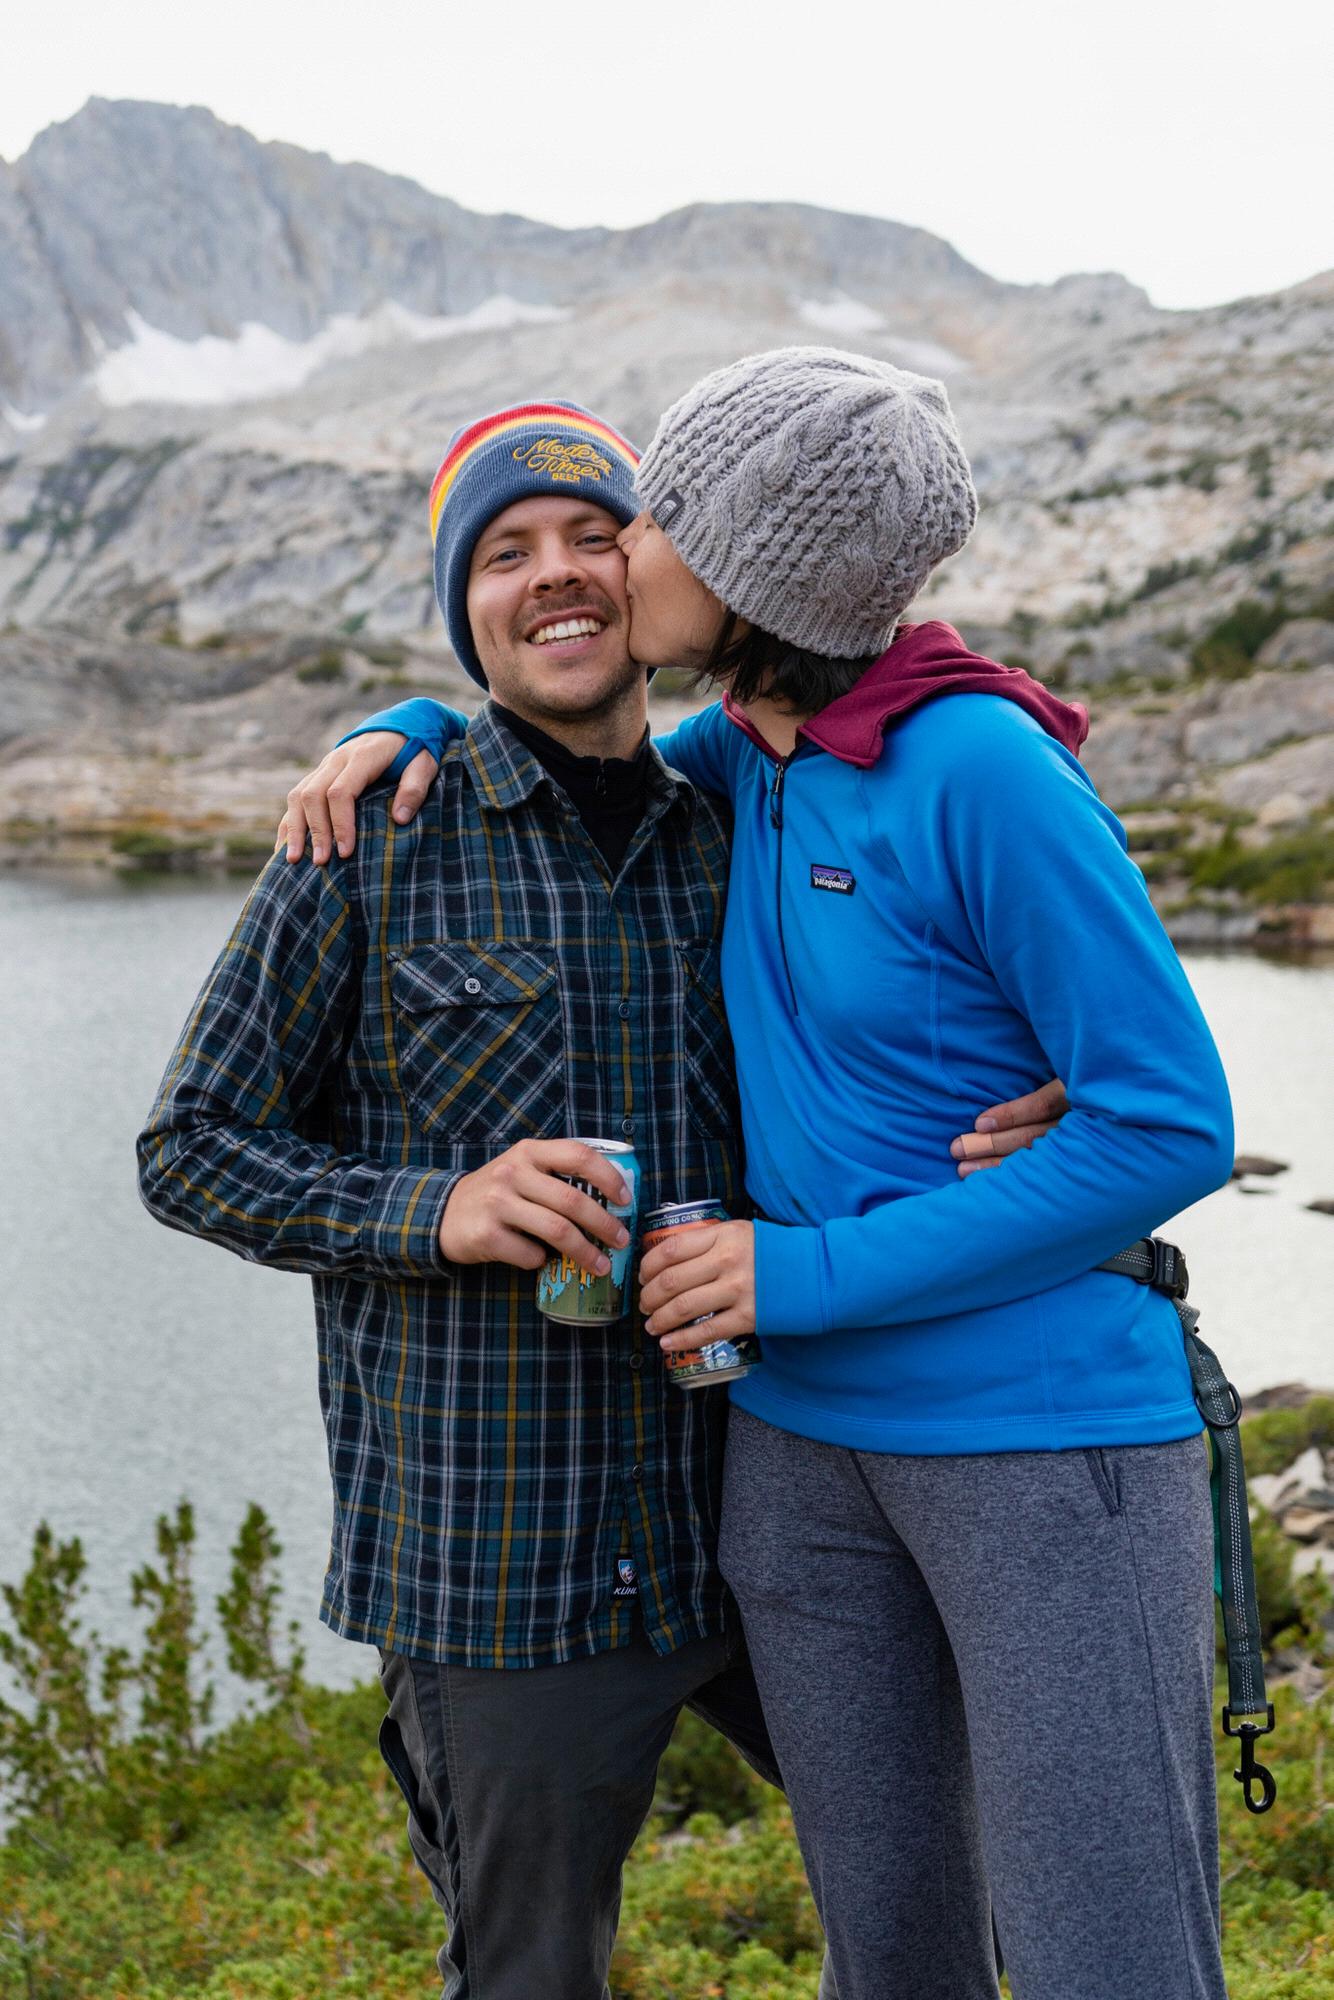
[797,297,967,375]
[2,404,47,434]
[93,297,569,408]
[799,293,885,335]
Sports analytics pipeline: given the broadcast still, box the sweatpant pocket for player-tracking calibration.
[1083,1446,1122,1517]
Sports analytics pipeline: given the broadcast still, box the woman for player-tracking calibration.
[284,349,1235,2000]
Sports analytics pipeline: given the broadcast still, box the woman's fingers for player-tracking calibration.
[976,1078,1069,1133]
[641,1220,755,1337]
[638,1225,721,1291]
[657,1302,753,1351]
[283,756,340,863]
[278,733,411,864]
[641,1254,723,1326]
[949,1078,1069,1173]
[392,749,440,826]
[953,1122,1063,1175]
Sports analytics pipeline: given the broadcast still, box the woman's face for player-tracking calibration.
[617,512,732,671]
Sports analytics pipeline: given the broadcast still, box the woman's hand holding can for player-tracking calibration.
[640,1219,756,1349]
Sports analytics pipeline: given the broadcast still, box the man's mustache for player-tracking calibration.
[514,588,621,643]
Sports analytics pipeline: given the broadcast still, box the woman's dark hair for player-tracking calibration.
[699,610,879,712]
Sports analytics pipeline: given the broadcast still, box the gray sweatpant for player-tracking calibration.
[720,1406,1225,2000]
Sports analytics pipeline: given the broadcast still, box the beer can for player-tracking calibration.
[537,1138,642,1324]
[640,1199,761,1390]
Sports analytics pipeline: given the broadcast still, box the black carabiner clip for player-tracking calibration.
[1223,1704,1277,1815]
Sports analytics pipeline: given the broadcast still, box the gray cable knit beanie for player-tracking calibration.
[634,346,978,658]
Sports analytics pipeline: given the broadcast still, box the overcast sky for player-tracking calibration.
[4,0,1331,310]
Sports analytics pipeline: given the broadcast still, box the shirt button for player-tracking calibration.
[463,976,482,995]
[618,1001,631,1019]
[621,1117,635,1136]
[629,1351,645,1371]
[630,1462,645,1481]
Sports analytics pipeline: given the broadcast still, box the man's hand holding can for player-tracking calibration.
[440,1138,632,1274]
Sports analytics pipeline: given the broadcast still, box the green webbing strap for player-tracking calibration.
[1098,1240,1276,1814]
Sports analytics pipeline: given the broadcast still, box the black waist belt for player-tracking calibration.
[1098,1237,1276,1813]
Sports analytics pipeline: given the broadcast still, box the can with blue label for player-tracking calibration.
[641,1199,762,1389]
[537,1138,642,1323]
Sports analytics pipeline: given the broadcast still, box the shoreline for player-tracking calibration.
[4,830,1331,955]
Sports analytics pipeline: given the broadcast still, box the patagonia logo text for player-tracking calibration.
[811,864,856,895]
[514,436,612,484]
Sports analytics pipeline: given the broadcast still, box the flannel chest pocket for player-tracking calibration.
[390,942,566,1143]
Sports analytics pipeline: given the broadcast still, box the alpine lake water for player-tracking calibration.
[2,870,1331,1700]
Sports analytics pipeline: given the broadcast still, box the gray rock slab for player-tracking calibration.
[1182,667,1334,767]
[1257,619,1334,670]
[1214,733,1334,813]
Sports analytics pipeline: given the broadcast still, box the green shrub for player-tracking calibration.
[1190,599,1287,678]
[1222,525,1275,566]
[110,828,209,872]
[224,835,275,875]
[1242,1398,1334,1476]
[295,649,345,684]
[3,1514,1332,1999]
[1186,827,1334,906]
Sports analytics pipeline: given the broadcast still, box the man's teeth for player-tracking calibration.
[530,619,603,646]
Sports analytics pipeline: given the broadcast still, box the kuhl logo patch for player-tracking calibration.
[811,863,856,895]
[614,1557,638,1599]
[513,437,613,485]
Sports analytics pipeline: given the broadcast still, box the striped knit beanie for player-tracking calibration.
[429,400,640,686]
[634,347,977,658]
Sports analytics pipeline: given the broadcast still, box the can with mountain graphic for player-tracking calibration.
[537,1138,641,1323]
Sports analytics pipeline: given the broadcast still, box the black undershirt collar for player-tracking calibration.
[491,703,651,874]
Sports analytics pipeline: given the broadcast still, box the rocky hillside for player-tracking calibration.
[0,99,1330,928]
[2,617,1329,947]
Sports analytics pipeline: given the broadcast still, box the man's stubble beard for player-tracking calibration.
[495,594,648,742]
[518,647,646,731]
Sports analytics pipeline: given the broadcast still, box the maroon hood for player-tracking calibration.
[722,620,1089,766]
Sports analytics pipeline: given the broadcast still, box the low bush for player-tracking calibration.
[1190,599,1287,679]
[295,649,345,684]
[1186,826,1334,906]
[1,1510,1330,1998]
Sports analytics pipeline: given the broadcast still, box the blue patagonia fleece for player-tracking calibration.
[345,663,1233,1455]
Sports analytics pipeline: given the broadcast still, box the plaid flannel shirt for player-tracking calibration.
[138,706,743,1666]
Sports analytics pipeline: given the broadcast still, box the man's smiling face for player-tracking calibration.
[466,495,643,730]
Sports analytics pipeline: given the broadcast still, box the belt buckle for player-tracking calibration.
[1150,1237,1187,1299]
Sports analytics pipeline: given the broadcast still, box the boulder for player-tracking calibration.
[1278,1504,1334,1544]
[1214,733,1334,815]
[1182,666,1334,767]
[1249,1446,1330,1515]
[1256,619,1334,670]
[1245,1383,1332,1411]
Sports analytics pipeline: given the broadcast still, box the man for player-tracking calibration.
[139,399,798,2000]
[141,396,1060,1998]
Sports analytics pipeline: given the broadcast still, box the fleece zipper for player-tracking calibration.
[768,752,801,1017]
